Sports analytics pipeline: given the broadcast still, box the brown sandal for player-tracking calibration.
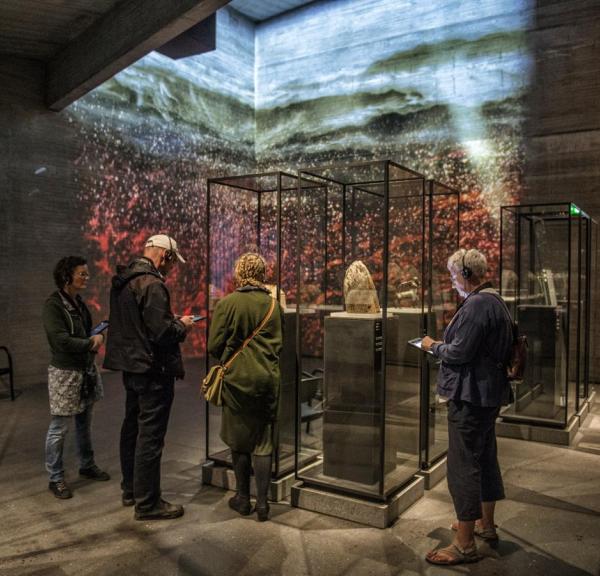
[450,520,499,541]
[426,543,481,565]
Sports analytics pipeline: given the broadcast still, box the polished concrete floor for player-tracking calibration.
[1,364,599,576]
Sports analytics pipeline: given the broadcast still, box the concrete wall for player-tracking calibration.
[0,56,87,390]
[522,0,600,381]
[1,0,600,391]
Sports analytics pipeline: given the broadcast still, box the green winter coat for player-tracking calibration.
[207,286,283,454]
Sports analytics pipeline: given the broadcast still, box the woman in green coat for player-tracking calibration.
[207,253,283,521]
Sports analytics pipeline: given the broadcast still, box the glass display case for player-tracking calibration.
[500,203,591,428]
[295,160,460,500]
[205,171,306,478]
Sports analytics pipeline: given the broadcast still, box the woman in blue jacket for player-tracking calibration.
[422,248,513,566]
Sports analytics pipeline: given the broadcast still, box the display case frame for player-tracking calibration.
[294,160,460,501]
[205,171,313,479]
[499,202,592,428]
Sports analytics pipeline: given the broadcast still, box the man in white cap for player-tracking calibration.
[104,234,194,520]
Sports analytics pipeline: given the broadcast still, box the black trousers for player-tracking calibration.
[120,371,175,512]
[446,400,505,521]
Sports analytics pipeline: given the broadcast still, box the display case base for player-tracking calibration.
[201,461,296,502]
[417,456,447,490]
[497,391,595,446]
[290,476,424,529]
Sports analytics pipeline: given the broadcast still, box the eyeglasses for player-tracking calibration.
[76,272,90,278]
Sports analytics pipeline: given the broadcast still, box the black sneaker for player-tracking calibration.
[122,491,135,507]
[134,499,184,521]
[79,465,110,481]
[49,479,72,499]
[256,504,270,522]
[228,494,252,516]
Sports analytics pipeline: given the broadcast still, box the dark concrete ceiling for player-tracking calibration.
[0,0,122,61]
[0,0,230,110]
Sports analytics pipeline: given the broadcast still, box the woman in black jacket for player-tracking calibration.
[43,256,109,499]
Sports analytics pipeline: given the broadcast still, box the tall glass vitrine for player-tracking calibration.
[295,160,460,500]
[500,203,591,428]
[205,172,304,478]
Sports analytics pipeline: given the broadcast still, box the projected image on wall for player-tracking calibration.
[65,0,533,355]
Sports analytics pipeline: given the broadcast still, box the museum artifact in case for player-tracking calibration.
[295,160,460,500]
[500,203,592,428]
[205,172,307,478]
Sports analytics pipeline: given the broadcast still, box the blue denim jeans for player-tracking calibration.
[45,404,95,482]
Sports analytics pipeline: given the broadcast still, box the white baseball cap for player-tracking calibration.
[145,234,186,263]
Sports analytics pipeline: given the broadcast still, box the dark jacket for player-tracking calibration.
[432,284,513,407]
[207,286,283,453]
[43,290,94,370]
[103,257,188,377]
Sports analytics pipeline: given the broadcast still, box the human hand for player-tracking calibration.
[89,334,104,352]
[421,336,438,352]
[179,315,195,332]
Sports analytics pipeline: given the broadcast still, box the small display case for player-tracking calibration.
[500,203,592,428]
[205,171,304,478]
[295,160,460,500]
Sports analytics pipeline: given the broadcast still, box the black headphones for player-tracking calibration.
[461,251,473,279]
[164,236,176,263]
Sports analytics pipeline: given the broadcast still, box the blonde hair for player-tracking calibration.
[447,248,487,279]
[234,252,266,288]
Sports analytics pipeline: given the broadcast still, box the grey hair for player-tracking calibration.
[447,248,487,279]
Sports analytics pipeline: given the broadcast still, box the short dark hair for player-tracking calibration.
[53,256,87,289]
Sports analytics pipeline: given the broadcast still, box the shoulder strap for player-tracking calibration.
[223,297,276,370]
[479,288,514,323]
[479,290,517,367]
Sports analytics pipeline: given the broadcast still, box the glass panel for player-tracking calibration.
[207,181,258,467]
[276,176,301,476]
[567,213,579,421]
[383,185,423,494]
[578,218,589,401]
[296,177,342,491]
[424,190,459,466]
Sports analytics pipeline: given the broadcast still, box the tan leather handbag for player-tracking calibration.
[202,298,275,406]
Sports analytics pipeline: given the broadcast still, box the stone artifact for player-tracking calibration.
[344,260,380,314]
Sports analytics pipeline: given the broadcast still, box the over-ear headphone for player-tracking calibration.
[461,250,472,279]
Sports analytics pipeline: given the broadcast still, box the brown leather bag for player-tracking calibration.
[482,290,528,381]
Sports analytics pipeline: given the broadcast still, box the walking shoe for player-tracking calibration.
[134,499,184,521]
[228,494,252,516]
[79,465,110,481]
[49,479,72,499]
[122,492,135,507]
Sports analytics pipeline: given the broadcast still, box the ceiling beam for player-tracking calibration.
[46,0,230,111]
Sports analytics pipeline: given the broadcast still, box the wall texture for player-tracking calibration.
[521,0,600,380]
[0,56,87,388]
[1,0,599,390]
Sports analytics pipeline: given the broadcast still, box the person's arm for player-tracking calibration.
[43,299,94,354]
[430,303,484,364]
[141,282,188,346]
[207,299,231,361]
